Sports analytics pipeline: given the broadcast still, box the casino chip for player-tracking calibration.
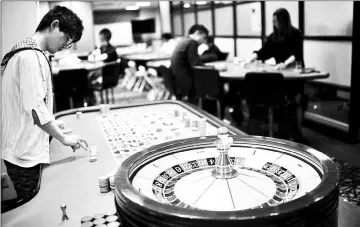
[106,215,118,222]
[107,222,121,227]
[93,218,106,225]
[81,212,120,226]
[98,176,110,193]
[109,176,115,192]
[81,216,93,223]
[89,146,98,162]
[93,213,106,219]
[76,111,82,119]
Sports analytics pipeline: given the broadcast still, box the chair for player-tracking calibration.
[192,66,225,118]
[95,59,122,104]
[158,65,176,96]
[218,52,229,61]
[53,68,89,111]
[244,72,286,137]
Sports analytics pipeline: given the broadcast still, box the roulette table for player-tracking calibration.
[3,101,358,226]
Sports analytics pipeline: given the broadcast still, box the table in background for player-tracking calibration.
[51,60,122,111]
[205,61,329,81]
[146,59,171,69]
[123,52,171,68]
[51,60,105,75]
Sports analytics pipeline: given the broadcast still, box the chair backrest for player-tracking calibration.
[244,72,286,107]
[158,65,175,94]
[54,68,89,95]
[192,66,223,99]
[218,52,229,61]
[101,60,122,89]
[54,68,89,111]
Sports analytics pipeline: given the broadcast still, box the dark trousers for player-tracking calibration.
[3,160,42,200]
[86,69,102,106]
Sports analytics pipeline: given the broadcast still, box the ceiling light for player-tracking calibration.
[184,3,191,8]
[126,5,139,10]
[136,2,151,7]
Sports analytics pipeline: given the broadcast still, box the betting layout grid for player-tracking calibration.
[96,104,219,166]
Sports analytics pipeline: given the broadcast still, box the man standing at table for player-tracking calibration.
[170,24,209,101]
[1,5,88,206]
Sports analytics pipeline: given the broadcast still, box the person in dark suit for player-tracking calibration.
[200,36,224,63]
[170,24,209,100]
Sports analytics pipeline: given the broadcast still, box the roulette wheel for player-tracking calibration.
[115,127,339,227]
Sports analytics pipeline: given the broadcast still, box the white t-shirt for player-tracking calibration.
[1,48,54,167]
[159,39,178,55]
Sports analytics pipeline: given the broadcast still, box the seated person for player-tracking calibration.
[87,28,118,105]
[199,36,223,63]
[246,8,303,69]
[244,8,306,142]
[170,24,209,101]
[88,28,118,63]
[159,33,177,54]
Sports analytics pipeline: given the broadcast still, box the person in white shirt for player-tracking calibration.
[1,5,88,204]
[159,33,177,55]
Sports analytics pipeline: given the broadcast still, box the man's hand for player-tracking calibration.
[60,134,88,152]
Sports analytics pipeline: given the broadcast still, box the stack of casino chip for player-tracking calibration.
[98,176,110,193]
[198,118,207,136]
[81,211,121,227]
[109,175,115,192]
[89,146,98,162]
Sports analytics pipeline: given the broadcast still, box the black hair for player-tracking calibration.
[161,33,174,41]
[206,36,214,44]
[188,24,209,36]
[36,5,84,43]
[272,8,293,42]
[99,28,112,41]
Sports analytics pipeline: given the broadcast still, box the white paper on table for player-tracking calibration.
[198,43,209,56]
[264,58,276,66]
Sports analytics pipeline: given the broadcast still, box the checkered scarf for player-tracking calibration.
[1,37,41,70]
[1,37,54,114]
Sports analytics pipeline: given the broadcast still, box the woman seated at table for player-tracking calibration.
[87,28,118,105]
[244,8,307,143]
